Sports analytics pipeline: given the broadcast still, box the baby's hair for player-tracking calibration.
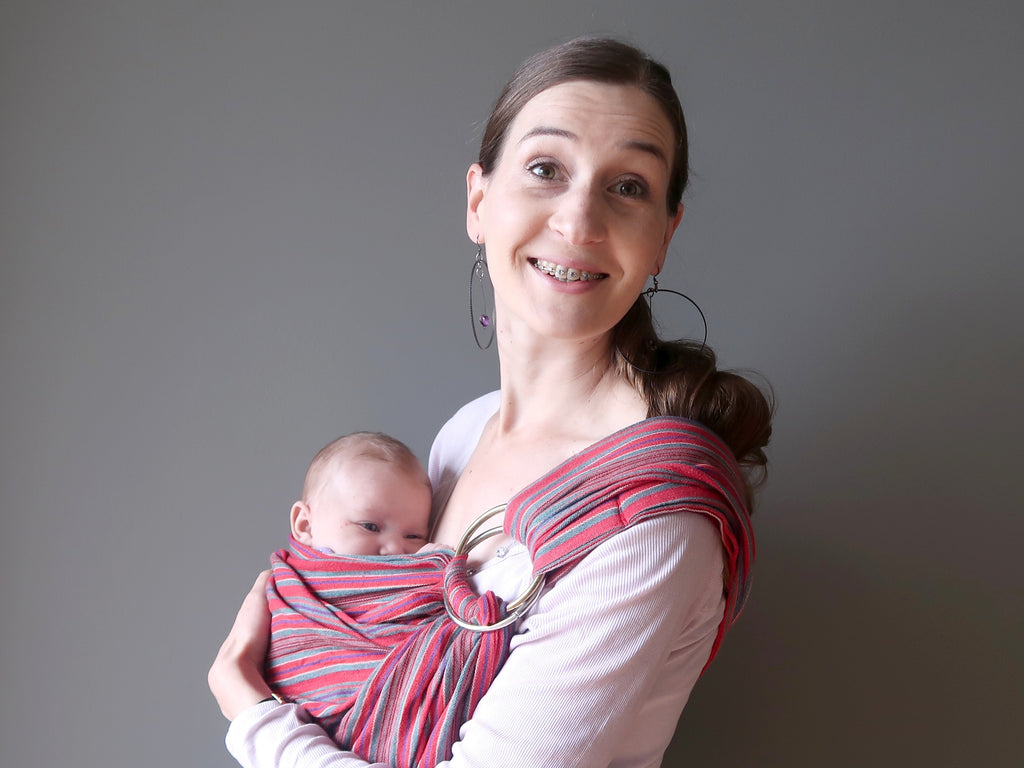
[302,431,429,501]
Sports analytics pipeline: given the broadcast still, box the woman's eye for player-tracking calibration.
[614,179,646,198]
[358,522,381,533]
[528,162,558,180]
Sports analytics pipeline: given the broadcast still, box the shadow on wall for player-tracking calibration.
[666,532,1021,767]
[664,246,1022,766]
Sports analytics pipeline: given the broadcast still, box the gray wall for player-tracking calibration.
[1,2,1020,766]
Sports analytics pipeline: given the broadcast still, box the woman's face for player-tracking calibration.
[467,80,682,346]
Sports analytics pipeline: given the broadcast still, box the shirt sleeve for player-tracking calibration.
[426,391,499,518]
[226,513,726,768]
[226,700,386,768]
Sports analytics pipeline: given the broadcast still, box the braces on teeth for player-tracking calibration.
[534,259,605,282]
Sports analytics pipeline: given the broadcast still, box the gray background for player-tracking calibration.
[1,1,1021,766]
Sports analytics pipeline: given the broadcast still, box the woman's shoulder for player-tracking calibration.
[430,391,499,457]
[443,391,501,433]
[427,391,499,507]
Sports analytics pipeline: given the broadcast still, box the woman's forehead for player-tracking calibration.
[507,81,675,157]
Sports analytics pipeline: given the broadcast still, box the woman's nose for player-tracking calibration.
[549,185,606,245]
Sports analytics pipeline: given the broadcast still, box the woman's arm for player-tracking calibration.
[227,701,387,768]
[222,513,725,768]
[211,574,388,767]
[208,572,277,720]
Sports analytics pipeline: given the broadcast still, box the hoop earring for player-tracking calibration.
[468,242,495,350]
[615,276,708,375]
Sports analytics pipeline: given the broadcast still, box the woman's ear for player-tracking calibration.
[290,501,314,545]
[466,163,487,241]
[654,203,684,275]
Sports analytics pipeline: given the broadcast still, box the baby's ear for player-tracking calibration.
[290,501,314,545]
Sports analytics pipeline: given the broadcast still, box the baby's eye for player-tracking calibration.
[613,179,647,198]
[358,522,381,533]
[527,161,558,180]
[404,533,427,541]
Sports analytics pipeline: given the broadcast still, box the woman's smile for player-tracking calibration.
[529,258,608,283]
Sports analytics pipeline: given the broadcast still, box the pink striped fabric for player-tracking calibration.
[265,416,753,766]
[266,545,510,768]
[506,416,754,668]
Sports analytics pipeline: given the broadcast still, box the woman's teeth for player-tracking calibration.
[532,259,606,282]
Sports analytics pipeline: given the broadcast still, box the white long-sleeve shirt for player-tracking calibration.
[227,393,727,768]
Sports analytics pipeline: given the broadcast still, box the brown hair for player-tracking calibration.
[480,37,773,500]
[302,431,429,501]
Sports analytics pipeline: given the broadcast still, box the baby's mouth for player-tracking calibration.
[530,259,608,283]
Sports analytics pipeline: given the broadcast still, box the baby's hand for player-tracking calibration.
[417,541,449,553]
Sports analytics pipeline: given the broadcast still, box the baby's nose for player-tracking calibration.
[380,540,403,556]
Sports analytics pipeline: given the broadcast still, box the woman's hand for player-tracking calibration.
[208,571,276,721]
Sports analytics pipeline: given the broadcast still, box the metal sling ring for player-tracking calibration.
[442,503,546,632]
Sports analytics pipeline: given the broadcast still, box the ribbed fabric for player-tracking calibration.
[264,416,752,767]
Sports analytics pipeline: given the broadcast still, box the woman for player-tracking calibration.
[210,37,772,768]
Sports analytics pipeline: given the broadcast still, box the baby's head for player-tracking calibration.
[290,432,432,556]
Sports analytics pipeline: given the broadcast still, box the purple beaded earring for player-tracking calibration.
[468,242,495,349]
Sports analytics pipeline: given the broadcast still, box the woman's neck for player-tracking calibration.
[492,328,646,441]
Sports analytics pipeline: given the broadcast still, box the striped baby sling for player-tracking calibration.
[265,416,754,767]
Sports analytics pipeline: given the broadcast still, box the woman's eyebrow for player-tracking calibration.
[518,127,668,165]
[518,126,575,143]
[623,139,668,166]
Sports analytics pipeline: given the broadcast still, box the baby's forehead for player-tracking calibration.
[313,454,428,503]
[328,452,421,482]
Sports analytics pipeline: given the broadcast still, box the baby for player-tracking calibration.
[264,432,504,767]
[266,431,461,763]
[288,431,433,556]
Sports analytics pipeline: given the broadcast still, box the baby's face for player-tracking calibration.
[295,457,431,556]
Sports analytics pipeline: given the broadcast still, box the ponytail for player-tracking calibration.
[613,298,774,506]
